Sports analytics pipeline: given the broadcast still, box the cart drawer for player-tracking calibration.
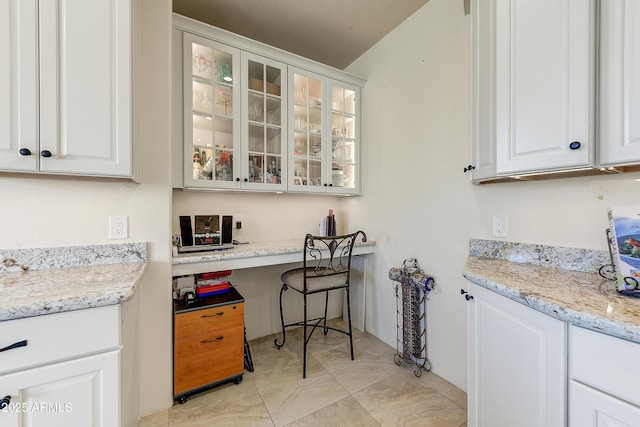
[173,325,244,395]
[175,302,243,340]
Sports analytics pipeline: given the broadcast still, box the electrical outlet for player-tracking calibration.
[233,214,243,230]
[109,216,128,239]
[492,216,507,237]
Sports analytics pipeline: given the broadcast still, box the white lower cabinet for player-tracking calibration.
[569,380,640,427]
[569,325,640,426]
[466,282,566,427]
[0,302,138,426]
[0,351,119,427]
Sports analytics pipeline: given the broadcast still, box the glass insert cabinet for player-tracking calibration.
[288,68,360,194]
[183,34,240,189]
[175,17,363,194]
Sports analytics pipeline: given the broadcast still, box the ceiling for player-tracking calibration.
[172,0,433,70]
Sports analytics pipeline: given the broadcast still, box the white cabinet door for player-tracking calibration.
[241,51,287,191]
[467,282,566,427]
[495,0,595,175]
[288,68,362,195]
[288,67,326,193]
[38,0,132,177]
[470,0,498,182]
[0,350,119,427]
[182,33,240,189]
[327,79,361,195]
[569,380,640,427]
[598,0,640,166]
[0,0,38,171]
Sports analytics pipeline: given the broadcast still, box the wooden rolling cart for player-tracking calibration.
[173,286,247,403]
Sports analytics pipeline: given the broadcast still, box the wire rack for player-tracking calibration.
[389,258,435,377]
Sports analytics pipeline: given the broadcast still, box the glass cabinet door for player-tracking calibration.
[241,52,287,190]
[329,80,360,193]
[183,34,240,188]
[289,68,325,192]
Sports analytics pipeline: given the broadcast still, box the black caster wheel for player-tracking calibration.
[234,376,243,385]
[177,396,189,404]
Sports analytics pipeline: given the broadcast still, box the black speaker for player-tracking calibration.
[222,215,233,244]
[179,216,193,247]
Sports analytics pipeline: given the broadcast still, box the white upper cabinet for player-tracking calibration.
[288,68,326,193]
[598,0,640,166]
[494,0,595,175]
[0,0,133,178]
[241,52,287,191]
[181,34,240,189]
[470,0,497,182]
[287,69,361,194]
[173,14,364,195]
[328,79,360,195]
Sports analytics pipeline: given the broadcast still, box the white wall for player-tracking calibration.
[346,0,640,392]
[0,0,174,417]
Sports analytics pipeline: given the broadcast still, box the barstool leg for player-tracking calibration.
[323,290,329,335]
[303,292,308,378]
[274,284,288,349]
[346,286,354,360]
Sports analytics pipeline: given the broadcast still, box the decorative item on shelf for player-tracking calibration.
[600,206,640,297]
[319,210,337,236]
[219,59,232,82]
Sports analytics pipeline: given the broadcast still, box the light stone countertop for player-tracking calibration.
[0,243,147,322]
[464,239,640,344]
[172,238,376,265]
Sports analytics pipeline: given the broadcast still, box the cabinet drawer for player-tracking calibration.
[175,302,244,340]
[174,325,244,395]
[0,305,119,375]
[569,325,640,407]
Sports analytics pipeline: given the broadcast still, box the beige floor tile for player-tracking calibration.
[417,370,467,410]
[168,376,273,427]
[139,409,168,427]
[353,371,466,427]
[252,355,349,427]
[285,396,380,427]
[144,317,467,426]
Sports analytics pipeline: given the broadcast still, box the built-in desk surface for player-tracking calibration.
[172,238,376,276]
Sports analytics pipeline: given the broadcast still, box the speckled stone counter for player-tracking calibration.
[464,239,640,344]
[172,238,376,275]
[0,243,147,321]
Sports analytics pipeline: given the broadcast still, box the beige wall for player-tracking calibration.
[346,0,640,391]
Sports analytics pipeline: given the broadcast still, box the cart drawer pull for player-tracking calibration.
[200,336,224,344]
[201,312,224,318]
[0,340,27,353]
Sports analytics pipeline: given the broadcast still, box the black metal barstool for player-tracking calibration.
[274,230,367,378]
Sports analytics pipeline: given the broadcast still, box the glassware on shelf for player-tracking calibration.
[219,59,232,82]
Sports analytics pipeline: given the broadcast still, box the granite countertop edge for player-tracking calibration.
[465,239,640,344]
[172,239,376,265]
[0,243,148,322]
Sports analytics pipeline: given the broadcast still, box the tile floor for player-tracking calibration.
[140,319,467,427]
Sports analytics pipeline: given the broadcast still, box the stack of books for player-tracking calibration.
[607,206,640,296]
[195,270,232,297]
